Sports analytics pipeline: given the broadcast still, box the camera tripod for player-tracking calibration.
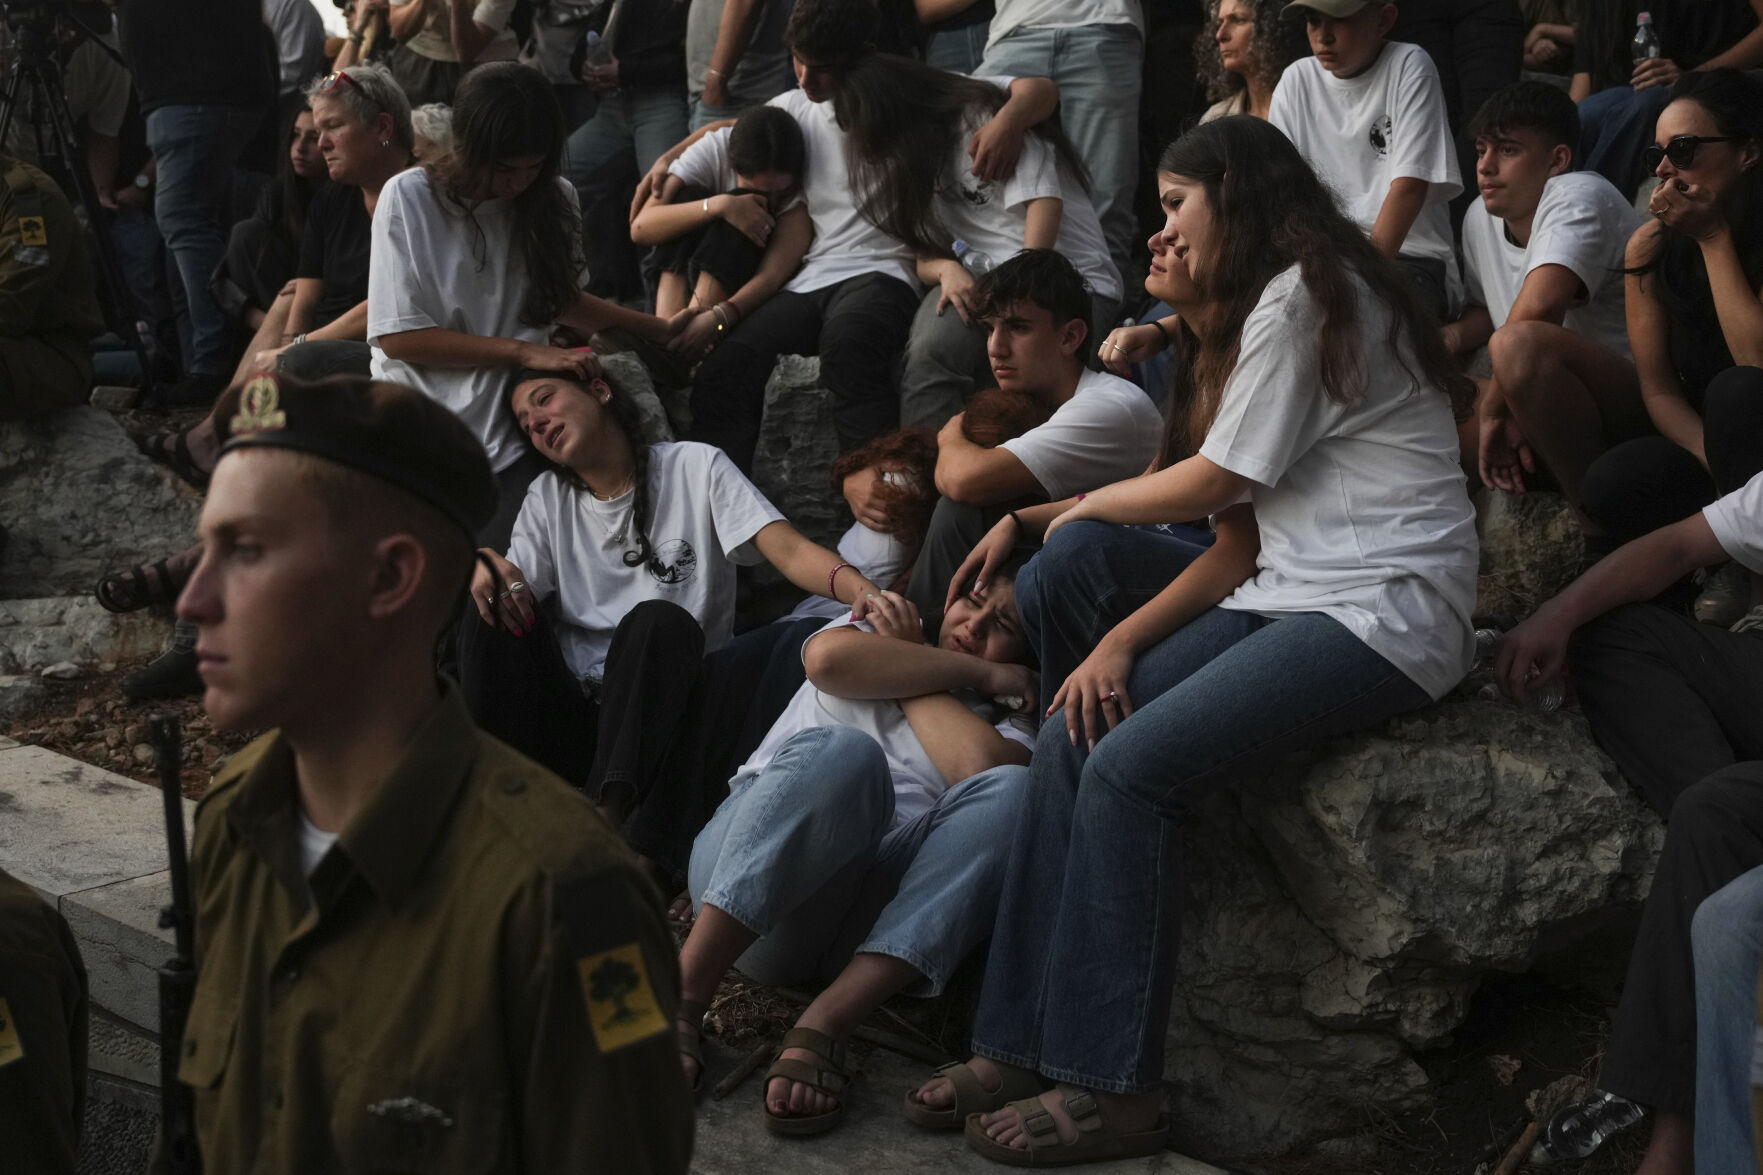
[0,9,157,399]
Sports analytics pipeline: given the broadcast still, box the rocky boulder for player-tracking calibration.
[1475,489,1587,628]
[752,356,845,550]
[1164,694,1659,1156]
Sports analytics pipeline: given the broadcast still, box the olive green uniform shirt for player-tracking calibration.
[176,687,694,1173]
[0,866,88,1175]
[0,158,102,419]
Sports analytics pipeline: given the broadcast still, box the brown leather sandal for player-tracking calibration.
[760,1026,850,1136]
[677,997,707,1095]
[901,1059,1042,1129]
[963,1087,1169,1167]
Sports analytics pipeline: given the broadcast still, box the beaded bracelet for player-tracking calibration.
[828,561,854,597]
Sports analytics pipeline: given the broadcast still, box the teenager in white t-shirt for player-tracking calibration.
[1268,0,1463,319]
[462,369,882,890]
[676,563,1038,1135]
[1439,81,1647,516]
[911,116,1478,1165]
[820,56,1121,429]
[367,64,677,548]
[633,0,1059,473]
[903,250,1163,624]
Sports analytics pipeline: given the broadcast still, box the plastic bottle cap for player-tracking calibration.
[1637,11,1652,21]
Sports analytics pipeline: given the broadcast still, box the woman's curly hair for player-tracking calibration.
[1194,0,1310,104]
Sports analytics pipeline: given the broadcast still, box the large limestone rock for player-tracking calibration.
[0,407,201,599]
[752,355,844,550]
[1164,695,1660,1156]
[1475,489,1587,627]
[0,597,173,673]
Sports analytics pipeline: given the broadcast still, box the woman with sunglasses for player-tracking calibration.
[370,62,680,546]
[1578,70,1763,571]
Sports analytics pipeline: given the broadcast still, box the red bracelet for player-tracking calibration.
[828,561,854,597]
[1076,492,1086,502]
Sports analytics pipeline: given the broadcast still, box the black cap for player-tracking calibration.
[216,374,498,540]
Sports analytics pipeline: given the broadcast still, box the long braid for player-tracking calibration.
[598,379,657,572]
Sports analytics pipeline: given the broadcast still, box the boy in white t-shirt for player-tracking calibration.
[1441,81,1647,513]
[1269,0,1463,318]
[904,250,1162,623]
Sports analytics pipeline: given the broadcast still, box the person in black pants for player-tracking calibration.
[1498,462,1763,1175]
[1580,71,1763,554]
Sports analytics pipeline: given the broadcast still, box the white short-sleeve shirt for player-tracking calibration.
[1460,170,1638,360]
[665,132,804,215]
[999,369,1161,500]
[368,168,574,472]
[1269,43,1463,289]
[391,0,520,62]
[934,83,1122,301]
[505,442,785,682]
[785,521,911,622]
[732,616,1037,827]
[1705,470,1763,577]
[1199,265,1479,700]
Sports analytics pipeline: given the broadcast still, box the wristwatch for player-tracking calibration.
[132,173,151,192]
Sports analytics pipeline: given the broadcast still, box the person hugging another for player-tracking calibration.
[464,369,884,901]
[631,105,813,362]
[1270,0,1464,320]
[903,250,1164,626]
[675,557,1039,1139]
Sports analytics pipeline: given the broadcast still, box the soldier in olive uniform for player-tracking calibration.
[0,153,103,418]
[0,865,88,1175]
[164,373,694,1171]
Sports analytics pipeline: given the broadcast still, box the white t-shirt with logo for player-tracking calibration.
[986,0,1144,54]
[369,168,580,473]
[505,442,785,681]
[1460,170,1638,360]
[1269,42,1462,289]
[1705,470,1763,577]
[999,368,1161,500]
[764,88,919,294]
[1199,265,1479,701]
[732,616,1037,827]
[935,82,1122,302]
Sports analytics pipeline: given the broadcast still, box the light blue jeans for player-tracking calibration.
[926,23,989,75]
[145,103,263,376]
[1694,861,1763,1175]
[564,84,691,190]
[977,24,1143,281]
[969,522,1433,1093]
[689,725,1028,996]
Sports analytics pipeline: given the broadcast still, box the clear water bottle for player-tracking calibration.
[952,239,995,278]
[1473,626,1502,666]
[1471,626,1565,712]
[1632,12,1662,62]
[582,30,614,71]
[1530,1089,1647,1163]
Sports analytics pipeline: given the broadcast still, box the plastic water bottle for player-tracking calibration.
[1530,1089,1647,1163]
[1471,626,1565,713]
[582,30,614,71]
[1631,12,1661,62]
[952,239,995,278]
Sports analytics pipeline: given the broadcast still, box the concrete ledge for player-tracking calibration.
[0,741,190,1033]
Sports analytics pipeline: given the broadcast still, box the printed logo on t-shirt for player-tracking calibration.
[1368,115,1392,156]
[648,539,698,586]
[958,177,994,207]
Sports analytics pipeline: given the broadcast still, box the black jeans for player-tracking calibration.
[458,599,811,881]
[1581,366,1763,550]
[687,271,920,472]
[651,182,765,296]
[1571,604,1763,817]
[1601,761,1763,1116]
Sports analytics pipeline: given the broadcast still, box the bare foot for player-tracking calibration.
[913,1054,1008,1111]
[978,1088,1078,1151]
[667,892,695,933]
[766,1042,843,1119]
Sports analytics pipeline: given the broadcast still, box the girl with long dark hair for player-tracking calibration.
[830,53,1122,427]
[368,62,680,546]
[904,116,1479,1165]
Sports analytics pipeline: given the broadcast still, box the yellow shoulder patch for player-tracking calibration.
[0,996,24,1069]
[16,216,45,247]
[577,942,668,1053]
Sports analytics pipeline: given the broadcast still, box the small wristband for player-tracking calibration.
[707,66,725,78]
[1007,509,1025,533]
[828,561,854,598]
[702,196,710,214]
[1147,318,1172,347]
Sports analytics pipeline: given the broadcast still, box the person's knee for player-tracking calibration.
[1666,765,1760,841]
[1487,319,1560,401]
[1701,366,1763,432]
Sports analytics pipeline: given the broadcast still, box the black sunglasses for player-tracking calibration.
[1641,134,1739,173]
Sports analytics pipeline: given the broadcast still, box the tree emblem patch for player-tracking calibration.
[578,943,668,1053]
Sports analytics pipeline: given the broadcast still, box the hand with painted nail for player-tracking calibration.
[470,549,537,636]
[1049,633,1136,751]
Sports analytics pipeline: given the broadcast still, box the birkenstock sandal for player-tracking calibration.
[760,1026,850,1136]
[963,1088,1169,1167]
[902,1060,1042,1129]
[677,997,707,1095]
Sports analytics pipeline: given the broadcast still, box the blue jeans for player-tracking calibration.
[564,84,691,188]
[978,24,1143,280]
[689,725,1028,996]
[1694,859,1763,1174]
[1579,83,1673,200]
[925,23,989,74]
[145,104,262,376]
[970,523,1431,1093]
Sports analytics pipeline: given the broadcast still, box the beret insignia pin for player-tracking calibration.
[231,376,288,437]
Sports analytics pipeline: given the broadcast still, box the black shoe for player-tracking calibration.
[122,645,202,701]
[155,372,229,409]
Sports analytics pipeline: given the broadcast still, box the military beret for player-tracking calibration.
[216,373,498,539]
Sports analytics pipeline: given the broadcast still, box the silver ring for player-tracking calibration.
[508,581,529,594]
[497,591,512,602]
[1104,691,1119,702]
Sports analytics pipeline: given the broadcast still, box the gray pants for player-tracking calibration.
[898,288,1120,429]
[274,339,372,382]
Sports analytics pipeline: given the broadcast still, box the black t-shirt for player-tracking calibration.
[297,183,373,330]
[117,1,276,116]
[1574,0,1760,91]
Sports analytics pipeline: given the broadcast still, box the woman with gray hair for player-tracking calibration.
[410,102,454,163]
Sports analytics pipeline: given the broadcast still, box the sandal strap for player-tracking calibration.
[765,1055,848,1097]
[1013,1097,1062,1147]
[779,1026,847,1070]
[676,999,706,1066]
[1059,1087,1104,1134]
[932,1060,990,1113]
